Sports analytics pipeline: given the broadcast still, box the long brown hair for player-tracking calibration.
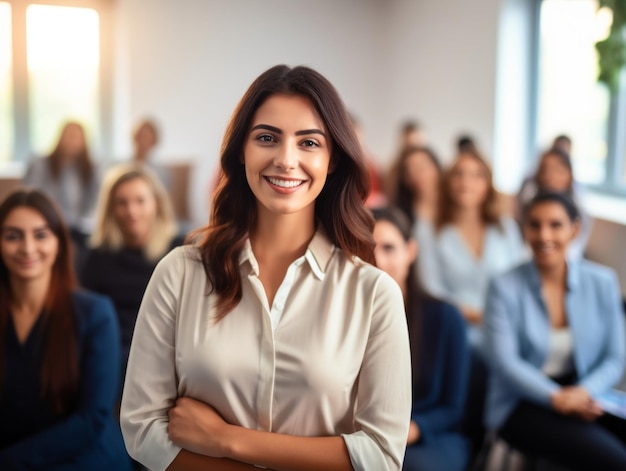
[437,151,502,231]
[47,122,94,187]
[387,145,442,226]
[0,190,79,415]
[189,64,375,320]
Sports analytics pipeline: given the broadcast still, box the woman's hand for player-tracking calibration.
[407,421,420,445]
[168,397,234,458]
[551,387,603,421]
[461,306,482,325]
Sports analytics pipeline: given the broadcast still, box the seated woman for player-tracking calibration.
[421,150,526,347]
[80,164,182,386]
[484,191,626,470]
[0,189,130,470]
[516,146,592,260]
[372,207,470,471]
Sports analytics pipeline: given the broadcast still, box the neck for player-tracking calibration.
[414,193,438,220]
[9,275,50,316]
[538,260,567,286]
[251,207,316,262]
[123,232,149,249]
[453,206,483,226]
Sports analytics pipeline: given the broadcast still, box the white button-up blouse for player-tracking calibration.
[120,231,412,471]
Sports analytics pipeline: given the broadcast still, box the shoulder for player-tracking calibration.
[71,290,117,329]
[150,244,205,286]
[576,260,618,285]
[491,260,533,290]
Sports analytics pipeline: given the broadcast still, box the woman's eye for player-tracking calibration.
[301,139,319,148]
[2,232,20,241]
[34,230,51,240]
[257,134,276,143]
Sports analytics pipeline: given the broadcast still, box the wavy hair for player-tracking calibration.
[90,163,178,261]
[0,189,79,414]
[189,64,375,320]
[437,151,502,231]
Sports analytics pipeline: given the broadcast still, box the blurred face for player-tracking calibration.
[58,124,85,160]
[373,220,417,289]
[404,150,439,197]
[112,177,158,246]
[0,207,59,283]
[134,123,158,159]
[448,155,490,209]
[402,129,426,148]
[537,154,572,191]
[244,94,332,219]
[524,201,578,269]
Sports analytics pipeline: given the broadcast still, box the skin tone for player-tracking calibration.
[448,155,490,324]
[372,220,419,444]
[537,154,572,192]
[404,151,439,221]
[166,94,353,471]
[58,124,86,163]
[523,201,603,422]
[112,177,158,248]
[0,207,59,343]
[133,123,158,162]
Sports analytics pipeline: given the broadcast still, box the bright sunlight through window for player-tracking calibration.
[0,2,13,164]
[26,4,100,155]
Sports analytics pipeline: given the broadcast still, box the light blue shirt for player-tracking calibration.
[420,216,527,311]
[483,260,626,429]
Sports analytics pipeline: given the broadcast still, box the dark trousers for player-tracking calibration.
[500,401,626,471]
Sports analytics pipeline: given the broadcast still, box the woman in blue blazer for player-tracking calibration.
[484,190,626,470]
[372,207,471,471]
[0,189,131,470]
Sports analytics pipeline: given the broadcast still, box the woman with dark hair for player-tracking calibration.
[23,122,101,246]
[388,146,442,284]
[516,147,592,260]
[0,189,130,470]
[371,207,470,471]
[484,191,626,469]
[120,65,411,471]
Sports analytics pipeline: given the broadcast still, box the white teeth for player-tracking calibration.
[267,177,304,188]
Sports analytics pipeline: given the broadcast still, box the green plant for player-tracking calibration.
[596,0,626,92]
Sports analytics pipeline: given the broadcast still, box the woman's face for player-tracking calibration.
[134,124,158,159]
[112,177,158,246]
[0,206,59,283]
[373,220,417,289]
[524,201,578,269]
[404,151,439,197]
[58,124,85,159]
[448,155,489,209]
[243,94,332,219]
[537,154,572,191]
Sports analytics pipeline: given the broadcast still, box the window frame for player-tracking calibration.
[5,0,114,166]
[532,0,626,196]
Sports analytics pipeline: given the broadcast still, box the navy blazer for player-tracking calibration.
[484,260,626,429]
[0,291,131,470]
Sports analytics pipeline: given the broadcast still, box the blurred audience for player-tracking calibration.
[372,207,470,471]
[0,189,130,470]
[456,134,479,154]
[517,146,592,260]
[23,122,101,249]
[399,120,427,150]
[388,146,442,285]
[484,190,626,470]
[131,118,171,189]
[349,113,387,207]
[80,164,182,388]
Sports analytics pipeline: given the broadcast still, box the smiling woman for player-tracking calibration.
[120,65,412,471]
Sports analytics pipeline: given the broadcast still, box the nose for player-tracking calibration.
[273,142,298,170]
[20,234,36,255]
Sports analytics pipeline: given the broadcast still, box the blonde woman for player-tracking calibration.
[80,164,182,386]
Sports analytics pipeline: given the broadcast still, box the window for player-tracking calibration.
[535,0,626,192]
[0,0,111,170]
[0,2,13,165]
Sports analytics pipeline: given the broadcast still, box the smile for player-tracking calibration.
[265,177,306,188]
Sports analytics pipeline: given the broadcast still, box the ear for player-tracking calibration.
[407,239,418,265]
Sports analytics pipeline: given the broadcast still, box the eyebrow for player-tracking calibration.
[250,124,326,137]
[1,225,50,233]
